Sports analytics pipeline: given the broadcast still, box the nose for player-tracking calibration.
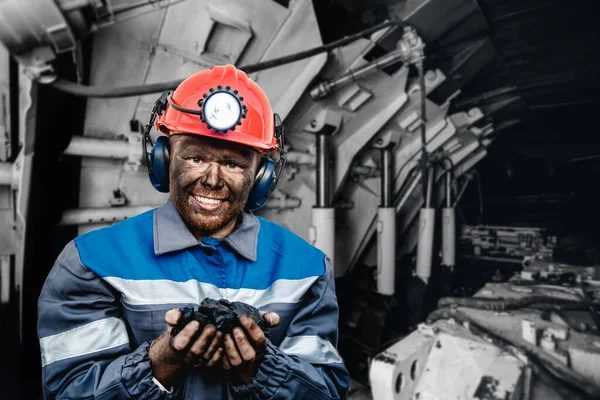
[200,163,224,190]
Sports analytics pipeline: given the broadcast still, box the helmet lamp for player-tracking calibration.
[203,91,242,131]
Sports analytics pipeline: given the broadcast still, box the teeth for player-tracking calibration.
[195,196,222,205]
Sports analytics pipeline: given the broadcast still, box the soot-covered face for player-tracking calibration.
[169,134,261,239]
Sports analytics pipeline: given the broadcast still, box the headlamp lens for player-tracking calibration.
[203,92,241,130]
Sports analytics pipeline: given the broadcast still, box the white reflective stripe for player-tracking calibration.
[227,276,318,308]
[105,277,221,305]
[40,317,129,367]
[279,335,343,364]
[105,276,319,308]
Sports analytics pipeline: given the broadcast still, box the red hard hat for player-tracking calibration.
[157,64,276,154]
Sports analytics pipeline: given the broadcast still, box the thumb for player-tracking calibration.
[260,311,280,327]
[165,309,182,327]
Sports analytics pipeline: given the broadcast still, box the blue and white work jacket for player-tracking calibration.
[37,199,350,399]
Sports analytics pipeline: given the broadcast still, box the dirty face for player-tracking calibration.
[169,134,261,239]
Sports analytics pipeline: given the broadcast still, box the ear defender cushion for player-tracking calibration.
[149,135,170,193]
[246,158,275,211]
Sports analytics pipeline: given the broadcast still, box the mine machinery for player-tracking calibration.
[0,0,598,399]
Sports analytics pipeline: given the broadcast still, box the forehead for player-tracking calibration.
[171,134,258,159]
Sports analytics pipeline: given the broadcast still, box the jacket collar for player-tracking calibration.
[153,198,259,261]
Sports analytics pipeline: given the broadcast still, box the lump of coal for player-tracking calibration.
[171,298,270,338]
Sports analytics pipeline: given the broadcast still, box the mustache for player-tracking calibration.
[185,183,230,200]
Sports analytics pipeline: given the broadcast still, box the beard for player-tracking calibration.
[171,182,250,238]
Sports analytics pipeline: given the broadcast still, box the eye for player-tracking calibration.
[191,157,201,163]
[227,162,238,169]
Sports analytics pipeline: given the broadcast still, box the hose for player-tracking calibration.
[427,307,600,399]
[50,19,406,98]
[437,295,600,311]
[417,62,429,202]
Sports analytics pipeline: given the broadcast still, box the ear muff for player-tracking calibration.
[148,134,275,206]
[246,158,275,211]
[148,135,170,193]
[147,134,278,205]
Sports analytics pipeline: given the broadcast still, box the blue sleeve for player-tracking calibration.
[37,241,178,400]
[229,256,350,399]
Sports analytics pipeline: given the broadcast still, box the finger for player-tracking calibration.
[222,353,232,370]
[170,320,200,352]
[260,311,280,327]
[195,330,223,366]
[205,348,223,368]
[239,316,266,351]
[189,325,217,356]
[224,334,244,367]
[233,327,256,362]
[165,309,182,326]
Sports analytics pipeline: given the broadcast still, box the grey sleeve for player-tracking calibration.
[229,256,350,399]
[38,241,178,400]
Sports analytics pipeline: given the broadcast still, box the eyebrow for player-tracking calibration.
[220,154,251,166]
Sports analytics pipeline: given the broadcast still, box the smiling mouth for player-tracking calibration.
[192,195,226,211]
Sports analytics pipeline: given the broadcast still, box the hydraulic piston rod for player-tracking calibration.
[316,134,330,207]
[0,162,13,186]
[377,147,396,295]
[311,133,336,271]
[310,49,407,100]
[442,168,456,268]
[416,169,435,284]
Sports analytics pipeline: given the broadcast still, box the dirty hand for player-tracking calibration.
[222,312,280,385]
[148,309,224,388]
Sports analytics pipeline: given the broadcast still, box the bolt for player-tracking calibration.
[310,119,317,128]
[425,70,437,81]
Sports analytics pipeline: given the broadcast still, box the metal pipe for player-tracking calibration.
[64,136,131,159]
[352,165,380,177]
[445,169,452,208]
[310,49,407,100]
[265,197,302,210]
[395,169,422,213]
[381,148,392,207]
[316,134,330,207]
[64,136,315,167]
[58,0,90,12]
[59,206,156,225]
[425,167,433,208]
[59,197,302,226]
[285,151,315,166]
[0,162,12,186]
[452,172,474,207]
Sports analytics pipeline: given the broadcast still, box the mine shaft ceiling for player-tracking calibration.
[463,0,600,162]
[325,0,600,163]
